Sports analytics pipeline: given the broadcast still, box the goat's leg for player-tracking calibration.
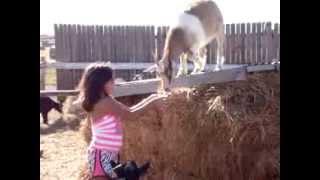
[189,51,201,74]
[215,31,225,71]
[157,59,172,92]
[42,112,48,124]
[198,47,207,72]
[177,53,188,77]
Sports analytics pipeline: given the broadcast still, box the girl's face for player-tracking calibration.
[104,78,115,96]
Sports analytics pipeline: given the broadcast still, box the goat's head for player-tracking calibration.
[110,160,151,180]
[156,59,171,81]
[155,27,187,88]
[54,102,63,113]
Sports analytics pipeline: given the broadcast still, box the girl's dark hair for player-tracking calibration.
[77,62,114,112]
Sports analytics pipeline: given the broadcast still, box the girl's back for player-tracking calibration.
[89,98,123,152]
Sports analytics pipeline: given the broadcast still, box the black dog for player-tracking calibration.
[110,160,150,180]
[40,96,62,124]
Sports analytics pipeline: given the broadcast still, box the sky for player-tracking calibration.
[40,0,280,35]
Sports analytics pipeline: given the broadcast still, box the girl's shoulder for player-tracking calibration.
[94,96,121,114]
[94,96,129,120]
[91,97,115,120]
[95,96,113,110]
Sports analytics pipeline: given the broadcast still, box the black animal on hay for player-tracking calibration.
[110,160,150,180]
[40,96,63,124]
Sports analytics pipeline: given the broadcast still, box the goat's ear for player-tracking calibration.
[126,161,138,169]
[110,160,118,168]
[138,161,151,176]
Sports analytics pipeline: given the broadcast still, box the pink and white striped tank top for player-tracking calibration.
[89,114,123,152]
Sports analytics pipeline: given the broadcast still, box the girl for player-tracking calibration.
[77,62,166,180]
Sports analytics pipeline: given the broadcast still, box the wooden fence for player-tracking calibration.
[53,22,280,90]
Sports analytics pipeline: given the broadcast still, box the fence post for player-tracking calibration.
[40,62,46,90]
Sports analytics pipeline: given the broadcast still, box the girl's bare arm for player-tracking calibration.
[97,94,166,120]
[129,94,160,111]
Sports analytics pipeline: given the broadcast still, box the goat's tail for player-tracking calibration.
[138,161,151,176]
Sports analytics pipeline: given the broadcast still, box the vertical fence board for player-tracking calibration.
[237,24,241,64]
[70,25,76,89]
[265,22,272,64]
[246,23,251,64]
[225,24,231,64]
[65,25,72,89]
[106,26,112,62]
[110,26,115,62]
[54,25,60,90]
[230,24,235,64]
[252,23,257,65]
[257,23,262,64]
[240,23,245,64]
[76,25,84,86]
[274,23,280,60]
[128,26,135,80]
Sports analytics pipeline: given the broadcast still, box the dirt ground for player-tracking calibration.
[40,111,87,180]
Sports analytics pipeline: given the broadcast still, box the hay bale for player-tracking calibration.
[79,117,92,145]
[79,72,280,180]
[56,96,87,131]
[63,96,86,119]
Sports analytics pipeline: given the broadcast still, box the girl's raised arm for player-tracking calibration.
[97,94,166,120]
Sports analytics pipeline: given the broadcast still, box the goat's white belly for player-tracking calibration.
[171,12,210,52]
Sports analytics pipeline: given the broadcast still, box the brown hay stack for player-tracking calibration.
[79,72,280,180]
[63,96,86,120]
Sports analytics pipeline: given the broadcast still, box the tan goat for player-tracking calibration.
[156,0,225,90]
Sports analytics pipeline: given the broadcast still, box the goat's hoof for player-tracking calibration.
[176,74,185,78]
[198,70,205,74]
[176,72,187,77]
[214,66,222,71]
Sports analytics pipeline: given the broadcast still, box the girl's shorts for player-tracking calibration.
[88,148,120,178]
